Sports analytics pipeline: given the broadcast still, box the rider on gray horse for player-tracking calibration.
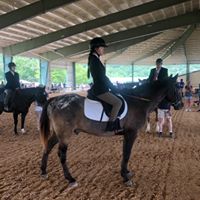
[88,37,123,132]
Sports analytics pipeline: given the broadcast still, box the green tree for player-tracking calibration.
[13,56,39,82]
[75,63,89,85]
[51,68,67,83]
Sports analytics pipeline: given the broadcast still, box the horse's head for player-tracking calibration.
[35,86,48,105]
[166,75,184,110]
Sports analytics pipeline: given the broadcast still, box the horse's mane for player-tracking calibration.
[120,78,171,99]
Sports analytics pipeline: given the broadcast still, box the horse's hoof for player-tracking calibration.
[127,172,134,180]
[169,133,172,138]
[124,180,134,187]
[68,182,78,189]
[41,174,48,180]
[21,129,26,134]
[158,132,162,137]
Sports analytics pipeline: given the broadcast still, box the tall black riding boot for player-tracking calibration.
[105,121,115,132]
[105,118,123,132]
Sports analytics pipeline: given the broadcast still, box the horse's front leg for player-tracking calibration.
[145,116,151,133]
[21,112,27,134]
[155,108,159,133]
[13,112,18,135]
[121,130,137,186]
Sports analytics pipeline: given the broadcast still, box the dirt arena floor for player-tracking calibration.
[0,92,200,200]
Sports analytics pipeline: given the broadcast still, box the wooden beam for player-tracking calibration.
[161,25,196,60]
[0,0,79,30]
[39,11,200,61]
[105,33,160,62]
[133,40,176,63]
[3,0,190,55]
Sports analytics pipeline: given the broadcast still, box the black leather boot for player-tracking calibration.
[105,118,123,132]
[105,121,115,132]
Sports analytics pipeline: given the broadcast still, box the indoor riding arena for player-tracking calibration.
[0,0,200,200]
[0,92,200,200]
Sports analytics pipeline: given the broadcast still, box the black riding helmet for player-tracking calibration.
[89,37,108,50]
[8,62,16,69]
[156,58,163,64]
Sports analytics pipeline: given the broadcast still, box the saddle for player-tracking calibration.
[84,90,128,122]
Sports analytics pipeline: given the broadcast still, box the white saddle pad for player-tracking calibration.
[84,96,128,122]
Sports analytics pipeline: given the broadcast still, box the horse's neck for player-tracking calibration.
[147,87,167,112]
[20,89,36,103]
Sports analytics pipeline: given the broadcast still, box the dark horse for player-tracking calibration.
[39,75,183,188]
[0,87,47,134]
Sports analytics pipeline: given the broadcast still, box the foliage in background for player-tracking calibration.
[13,56,40,82]
[51,68,67,83]
[106,64,190,78]
[1,54,200,84]
[75,63,89,85]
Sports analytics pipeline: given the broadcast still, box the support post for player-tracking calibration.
[40,59,49,86]
[183,44,190,82]
[3,54,12,74]
[67,62,76,90]
[131,63,134,82]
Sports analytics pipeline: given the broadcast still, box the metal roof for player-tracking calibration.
[0,0,200,66]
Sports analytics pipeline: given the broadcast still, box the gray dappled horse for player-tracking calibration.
[0,87,47,134]
[39,75,183,188]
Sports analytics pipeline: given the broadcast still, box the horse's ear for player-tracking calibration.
[173,74,178,81]
[170,74,178,83]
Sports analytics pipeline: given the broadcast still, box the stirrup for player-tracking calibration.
[105,121,115,132]
[105,118,123,132]
[4,106,9,111]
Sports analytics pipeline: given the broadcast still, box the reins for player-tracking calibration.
[121,93,151,102]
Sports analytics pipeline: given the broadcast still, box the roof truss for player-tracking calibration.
[39,11,200,61]
[161,25,196,60]
[2,0,190,56]
[0,0,79,30]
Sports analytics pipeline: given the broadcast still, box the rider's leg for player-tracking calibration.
[97,92,122,131]
[4,89,12,110]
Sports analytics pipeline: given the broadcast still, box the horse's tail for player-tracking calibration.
[40,99,52,151]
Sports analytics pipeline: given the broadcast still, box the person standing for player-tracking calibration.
[157,99,173,138]
[4,62,20,111]
[148,58,168,82]
[88,37,122,132]
[184,81,193,112]
[178,78,185,97]
[147,58,169,134]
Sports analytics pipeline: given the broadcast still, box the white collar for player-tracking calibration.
[92,52,99,58]
[10,71,15,75]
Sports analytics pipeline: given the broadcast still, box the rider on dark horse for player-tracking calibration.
[4,62,20,111]
[87,37,122,132]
